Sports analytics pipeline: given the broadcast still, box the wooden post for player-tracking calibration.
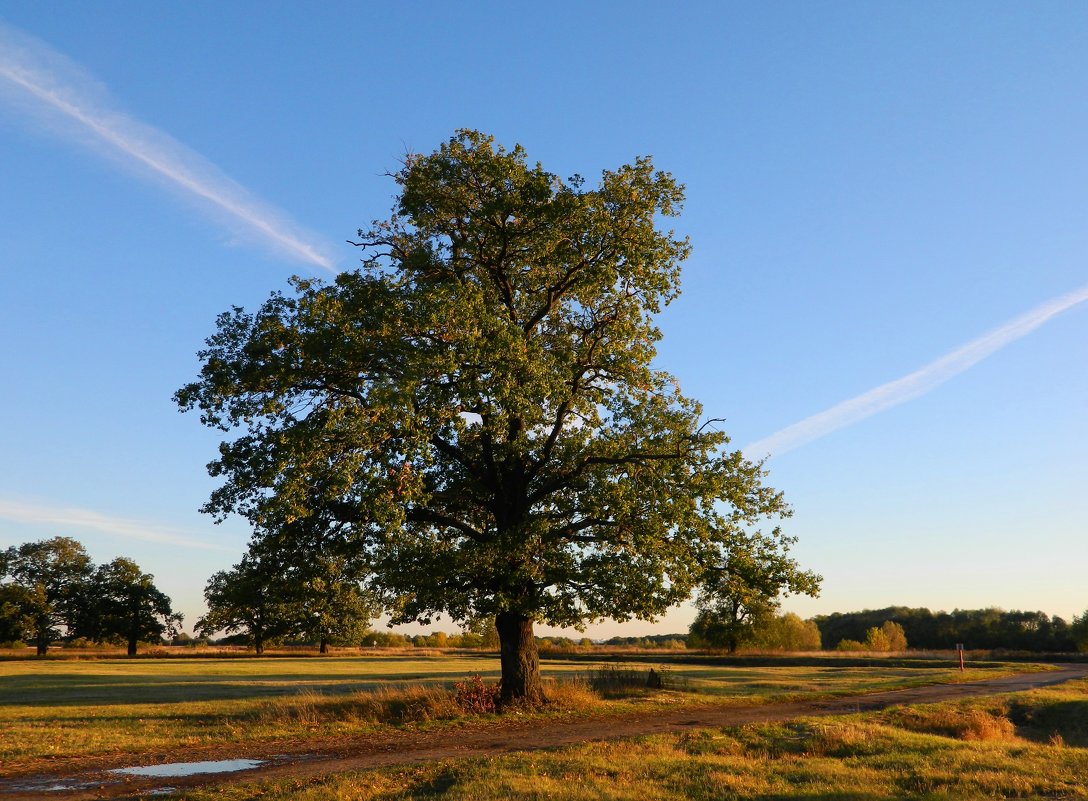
[956,643,965,672]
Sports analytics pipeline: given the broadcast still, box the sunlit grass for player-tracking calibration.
[0,652,1036,773]
[172,677,1088,801]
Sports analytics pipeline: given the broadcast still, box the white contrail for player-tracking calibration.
[0,498,232,552]
[744,282,1088,458]
[0,21,336,272]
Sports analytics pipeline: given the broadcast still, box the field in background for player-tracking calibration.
[0,650,1032,774]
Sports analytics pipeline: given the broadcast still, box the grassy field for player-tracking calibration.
[0,650,1031,775]
[168,676,1088,801]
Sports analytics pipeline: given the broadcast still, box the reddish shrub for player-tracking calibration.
[454,674,500,714]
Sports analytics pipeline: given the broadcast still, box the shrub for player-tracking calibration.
[836,638,866,651]
[454,674,500,714]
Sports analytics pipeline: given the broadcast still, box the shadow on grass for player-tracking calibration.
[1011,698,1088,747]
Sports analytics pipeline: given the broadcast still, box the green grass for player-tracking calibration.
[0,651,1036,774]
[170,677,1088,801]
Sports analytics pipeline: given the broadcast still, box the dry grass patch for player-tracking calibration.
[890,704,1017,742]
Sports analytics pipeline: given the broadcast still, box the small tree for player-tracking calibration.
[197,555,293,654]
[0,584,34,646]
[753,612,822,651]
[689,531,821,653]
[249,521,377,653]
[863,620,907,652]
[286,556,375,653]
[1,537,94,655]
[96,558,182,656]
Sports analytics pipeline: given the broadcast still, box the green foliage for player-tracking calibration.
[361,630,412,647]
[1,539,176,655]
[689,531,820,652]
[604,633,689,649]
[751,612,822,651]
[198,543,376,653]
[0,584,34,645]
[94,558,182,655]
[458,616,500,649]
[1072,610,1088,653]
[836,638,867,652]
[815,606,1074,652]
[177,130,790,700]
[865,620,908,651]
[197,555,295,654]
[1,536,94,654]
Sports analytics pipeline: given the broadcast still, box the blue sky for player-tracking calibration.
[1,3,1085,638]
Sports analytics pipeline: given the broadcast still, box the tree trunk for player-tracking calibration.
[496,611,545,707]
[319,638,328,654]
[254,633,264,656]
[127,635,138,656]
[36,630,48,656]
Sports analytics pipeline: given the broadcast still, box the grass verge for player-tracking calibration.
[170,676,1088,800]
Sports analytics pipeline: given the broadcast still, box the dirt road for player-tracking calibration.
[3,664,1085,799]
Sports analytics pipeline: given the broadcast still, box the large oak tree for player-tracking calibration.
[177,130,790,703]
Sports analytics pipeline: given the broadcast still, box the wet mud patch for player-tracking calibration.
[1,756,279,797]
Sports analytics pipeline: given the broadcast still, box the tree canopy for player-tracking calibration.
[1,536,93,654]
[176,130,791,703]
[688,530,820,652]
[197,555,294,655]
[1,538,178,655]
[95,557,182,656]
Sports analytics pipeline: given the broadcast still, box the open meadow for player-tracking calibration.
[1,648,1076,800]
[168,673,1088,801]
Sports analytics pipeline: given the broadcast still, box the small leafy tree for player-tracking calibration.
[177,130,793,704]
[96,558,182,656]
[752,612,822,651]
[689,531,821,653]
[284,555,375,653]
[197,555,293,654]
[0,584,34,645]
[865,620,907,652]
[1,537,94,655]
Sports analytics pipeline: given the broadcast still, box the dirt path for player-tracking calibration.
[3,664,1085,799]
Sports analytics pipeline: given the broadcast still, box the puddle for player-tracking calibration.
[109,759,264,778]
[2,779,100,793]
[0,758,271,795]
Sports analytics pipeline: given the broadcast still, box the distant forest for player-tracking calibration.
[813,606,1082,652]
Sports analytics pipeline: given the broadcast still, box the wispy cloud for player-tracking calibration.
[0,498,232,552]
[744,282,1088,458]
[0,21,337,272]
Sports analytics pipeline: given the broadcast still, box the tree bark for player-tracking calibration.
[496,611,545,707]
[36,631,48,656]
[254,633,264,656]
[127,636,138,656]
[319,638,328,654]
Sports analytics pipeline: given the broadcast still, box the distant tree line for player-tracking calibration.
[814,606,1088,652]
[7,535,1088,657]
[0,537,181,655]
